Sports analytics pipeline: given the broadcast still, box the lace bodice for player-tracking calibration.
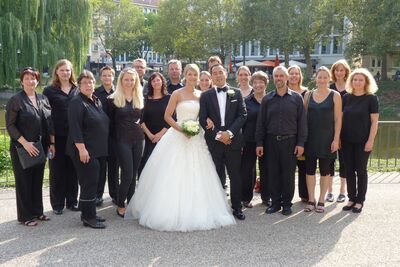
[176,100,200,124]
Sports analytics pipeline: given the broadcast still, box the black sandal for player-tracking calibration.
[37,215,50,221]
[23,220,38,226]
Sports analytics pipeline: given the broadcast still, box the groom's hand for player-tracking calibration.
[256,146,264,157]
[218,131,232,145]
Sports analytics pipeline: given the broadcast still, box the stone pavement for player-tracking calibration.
[0,172,400,266]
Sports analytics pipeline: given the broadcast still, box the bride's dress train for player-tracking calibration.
[124,100,235,231]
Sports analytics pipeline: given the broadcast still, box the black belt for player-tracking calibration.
[269,134,296,141]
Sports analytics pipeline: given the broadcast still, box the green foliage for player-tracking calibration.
[0,134,11,175]
[92,0,145,69]
[0,0,92,88]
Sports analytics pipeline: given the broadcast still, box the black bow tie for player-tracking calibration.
[217,86,228,93]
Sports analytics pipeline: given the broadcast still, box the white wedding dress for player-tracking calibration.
[124,100,235,231]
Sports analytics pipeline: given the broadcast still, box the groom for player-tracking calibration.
[199,64,247,220]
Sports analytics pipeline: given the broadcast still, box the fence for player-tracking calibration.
[1,121,400,187]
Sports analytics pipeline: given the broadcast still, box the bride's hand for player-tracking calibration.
[206,118,215,130]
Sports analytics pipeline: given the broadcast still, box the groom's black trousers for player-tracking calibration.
[209,142,242,211]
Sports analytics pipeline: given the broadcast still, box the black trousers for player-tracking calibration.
[72,155,100,220]
[209,142,242,210]
[97,138,119,200]
[240,141,268,202]
[264,135,297,208]
[342,141,370,204]
[116,141,143,208]
[138,137,156,177]
[297,159,308,199]
[49,135,78,210]
[10,145,45,222]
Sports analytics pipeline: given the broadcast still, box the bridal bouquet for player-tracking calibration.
[181,120,200,136]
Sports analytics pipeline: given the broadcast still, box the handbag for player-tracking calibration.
[16,139,46,169]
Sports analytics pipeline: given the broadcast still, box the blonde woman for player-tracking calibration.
[304,67,342,213]
[237,66,253,97]
[326,59,352,203]
[107,68,144,217]
[341,68,379,213]
[288,65,309,202]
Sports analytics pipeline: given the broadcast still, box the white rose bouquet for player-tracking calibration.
[181,120,200,137]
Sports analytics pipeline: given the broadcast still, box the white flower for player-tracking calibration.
[182,120,200,136]
[227,89,235,97]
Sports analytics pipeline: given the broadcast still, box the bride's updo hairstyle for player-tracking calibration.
[182,64,200,85]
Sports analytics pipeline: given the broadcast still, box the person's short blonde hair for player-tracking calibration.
[208,56,222,65]
[250,71,269,86]
[330,59,351,82]
[346,68,378,95]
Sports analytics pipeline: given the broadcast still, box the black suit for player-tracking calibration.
[199,87,247,210]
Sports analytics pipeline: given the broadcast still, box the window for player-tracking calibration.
[332,36,342,54]
[321,38,331,54]
[92,44,99,52]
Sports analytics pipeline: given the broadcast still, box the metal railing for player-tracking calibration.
[1,121,399,187]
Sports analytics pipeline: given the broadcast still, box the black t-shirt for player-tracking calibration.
[341,94,379,143]
[141,95,170,135]
[243,94,261,143]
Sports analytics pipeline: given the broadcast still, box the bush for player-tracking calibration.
[0,135,11,174]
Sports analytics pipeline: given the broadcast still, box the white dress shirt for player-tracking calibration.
[215,88,227,127]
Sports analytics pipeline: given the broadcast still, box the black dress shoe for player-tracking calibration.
[352,204,363,213]
[82,218,106,229]
[232,209,245,220]
[53,209,63,215]
[95,197,104,207]
[66,204,80,211]
[96,216,106,222]
[342,202,355,211]
[266,206,281,214]
[282,206,292,216]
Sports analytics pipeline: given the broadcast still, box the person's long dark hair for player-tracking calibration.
[147,72,168,97]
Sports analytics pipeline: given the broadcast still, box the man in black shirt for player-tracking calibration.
[133,58,148,96]
[167,59,183,94]
[93,66,118,206]
[255,66,307,215]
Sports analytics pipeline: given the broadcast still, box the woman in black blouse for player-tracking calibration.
[43,59,79,215]
[6,67,54,226]
[138,72,170,177]
[341,68,379,213]
[288,65,309,202]
[304,67,342,213]
[326,59,352,203]
[107,68,144,217]
[67,70,109,229]
[240,71,268,208]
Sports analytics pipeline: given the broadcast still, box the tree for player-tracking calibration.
[337,0,400,80]
[0,0,92,88]
[92,0,145,70]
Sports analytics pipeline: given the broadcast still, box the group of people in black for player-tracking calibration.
[6,55,379,229]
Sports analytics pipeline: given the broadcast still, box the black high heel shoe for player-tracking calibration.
[352,204,363,213]
[342,202,355,211]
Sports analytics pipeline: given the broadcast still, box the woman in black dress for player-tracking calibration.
[341,68,379,213]
[288,65,309,202]
[303,67,342,213]
[6,67,54,226]
[43,59,79,215]
[240,71,268,208]
[67,70,109,229]
[326,59,351,203]
[107,68,144,217]
[138,72,170,177]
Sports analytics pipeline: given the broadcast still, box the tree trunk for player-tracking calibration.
[381,54,388,80]
[284,50,289,67]
[303,46,313,79]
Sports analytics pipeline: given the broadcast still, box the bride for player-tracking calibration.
[124,64,236,231]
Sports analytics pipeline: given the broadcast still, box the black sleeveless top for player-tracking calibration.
[305,90,336,159]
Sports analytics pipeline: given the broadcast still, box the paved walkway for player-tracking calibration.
[1,172,400,266]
